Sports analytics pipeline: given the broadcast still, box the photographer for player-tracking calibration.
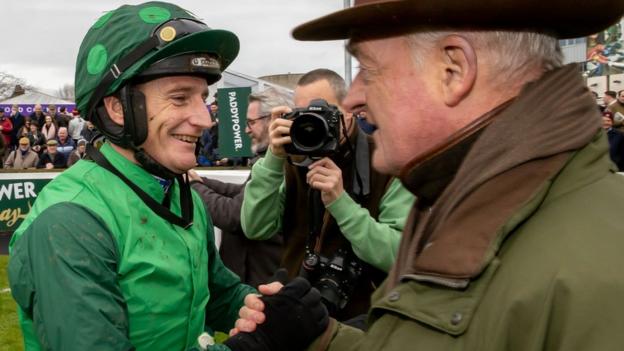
[241,69,414,322]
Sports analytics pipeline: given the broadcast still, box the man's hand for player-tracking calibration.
[268,106,293,158]
[187,169,202,183]
[45,163,54,169]
[230,281,283,336]
[225,277,329,351]
[306,157,345,204]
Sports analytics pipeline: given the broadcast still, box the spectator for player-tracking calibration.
[66,139,87,167]
[36,139,66,169]
[0,112,14,158]
[197,126,216,166]
[30,104,46,127]
[241,69,415,322]
[8,3,267,351]
[234,0,624,350]
[68,110,85,143]
[55,127,75,160]
[80,119,97,142]
[602,111,624,170]
[27,122,46,154]
[9,104,26,150]
[0,130,5,168]
[48,104,69,128]
[4,137,39,169]
[58,106,72,122]
[209,98,219,120]
[605,90,624,120]
[16,117,32,140]
[190,88,291,287]
[41,115,57,141]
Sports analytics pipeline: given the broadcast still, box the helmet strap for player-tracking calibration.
[86,143,194,229]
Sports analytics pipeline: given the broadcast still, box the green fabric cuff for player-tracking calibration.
[325,191,353,218]
[263,148,286,172]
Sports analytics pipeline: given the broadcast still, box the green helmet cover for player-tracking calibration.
[75,1,239,117]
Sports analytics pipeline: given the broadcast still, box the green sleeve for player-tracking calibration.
[8,202,133,351]
[204,225,257,333]
[240,148,287,240]
[325,178,415,272]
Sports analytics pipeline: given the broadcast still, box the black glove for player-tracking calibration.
[224,277,329,351]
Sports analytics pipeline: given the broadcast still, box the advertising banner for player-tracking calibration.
[217,87,253,158]
[0,177,53,233]
[0,104,76,116]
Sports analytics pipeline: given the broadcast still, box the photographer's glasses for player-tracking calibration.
[246,114,271,128]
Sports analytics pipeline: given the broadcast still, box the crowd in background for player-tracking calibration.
[0,104,90,169]
[0,99,248,170]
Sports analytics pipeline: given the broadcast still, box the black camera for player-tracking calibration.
[301,248,363,314]
[282,99,342,157]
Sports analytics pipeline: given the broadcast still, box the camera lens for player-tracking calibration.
[290,113,329,152]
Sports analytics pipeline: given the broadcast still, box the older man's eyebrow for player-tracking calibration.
[346,40,375,64]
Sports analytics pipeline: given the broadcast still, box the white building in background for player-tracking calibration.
[560,37,587,64]
[210,70,293,103]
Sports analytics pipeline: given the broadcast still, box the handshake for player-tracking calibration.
[223,270,330,351]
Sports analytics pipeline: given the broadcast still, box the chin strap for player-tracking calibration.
[133,147,179,180]
[87,144,194,229]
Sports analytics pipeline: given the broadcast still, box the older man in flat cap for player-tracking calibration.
[229,1,624,350]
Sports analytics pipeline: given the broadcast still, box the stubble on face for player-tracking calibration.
[250,119,270,154]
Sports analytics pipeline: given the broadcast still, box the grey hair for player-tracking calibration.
[249,87,294,116]
[407,31,563,86]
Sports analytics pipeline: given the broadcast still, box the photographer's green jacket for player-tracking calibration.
[309,65,624,350]
[8,143,255,351]
[241,148,414,273]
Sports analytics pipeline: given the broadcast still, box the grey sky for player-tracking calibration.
[1,1,348,93]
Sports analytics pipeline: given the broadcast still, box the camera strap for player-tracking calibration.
[351,125,370,199]
[305,188,324,254]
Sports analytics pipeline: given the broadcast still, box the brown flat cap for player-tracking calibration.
[293,0,624,41]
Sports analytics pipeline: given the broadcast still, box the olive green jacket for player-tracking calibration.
[311,65,624,350]
[319,133,624,350]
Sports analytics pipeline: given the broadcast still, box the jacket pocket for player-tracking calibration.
[370,258,501,336]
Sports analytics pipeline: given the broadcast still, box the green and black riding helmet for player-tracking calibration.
[75,1,239,179]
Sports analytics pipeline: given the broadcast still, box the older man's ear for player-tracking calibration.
[437,35,477,108]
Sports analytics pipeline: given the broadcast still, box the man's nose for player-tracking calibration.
[342,71,366,116]
[190,101,213,129]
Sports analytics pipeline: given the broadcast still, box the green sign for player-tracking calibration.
[217,87,253,158]
[0,178,53,232]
